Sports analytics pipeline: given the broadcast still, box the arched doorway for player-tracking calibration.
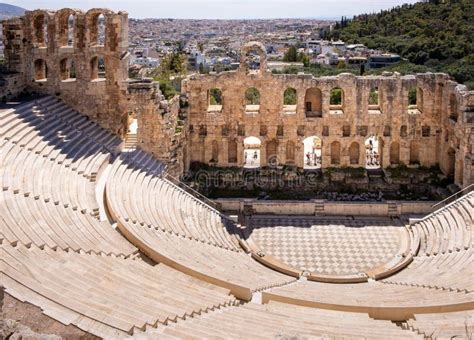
[349,142,360,165]
[304,88,322,117]
[243,136,261,168]
[365,136,381,169]
[303,136,322,169]
[390,142,400,165]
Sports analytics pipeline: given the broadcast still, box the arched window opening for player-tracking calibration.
[283,87,297,114]
[244,49,261,74]
[446,148,456,178]
[90,56,106,80]
[90,13,106,46]
[349,142,360,165]
[245,87,260,114]
[410,141,420,165]
[60,58,76,81]
[365,136,381,169]
[330,141,341,165]
[303,136,322,169]
[243,136,261,168]
[208,88,223,112]
[408,87,422,114]
[67,14,74,46]
[368,87,381,113]
[34,59,47,81]
[330,87,344,114]
[305,88,322,118]
[390,142,400,165]
[33,14,47,47]
[286,141,295,164]
[449,94,458,122]
[228,140,238,164]
[266,140,278,166]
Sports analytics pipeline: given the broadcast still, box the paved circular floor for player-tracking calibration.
[248,216,404,275]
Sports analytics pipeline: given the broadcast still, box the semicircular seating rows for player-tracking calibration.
[1,96,473,339]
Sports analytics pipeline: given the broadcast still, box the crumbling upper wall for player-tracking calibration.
[2,8,130,135]
[183,46,474,187]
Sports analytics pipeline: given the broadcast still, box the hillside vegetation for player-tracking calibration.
[328,0,474,88]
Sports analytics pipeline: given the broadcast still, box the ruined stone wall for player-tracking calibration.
[183,42,474,187]
[2,8,130,135]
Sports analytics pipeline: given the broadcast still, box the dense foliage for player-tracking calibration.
[150,52,187,99]
[328,0,474,88]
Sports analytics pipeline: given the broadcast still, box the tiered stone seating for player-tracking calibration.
[0,97,136,256]
[144,301,422,339]
[262,279,474,320]
[107,150,241,250]
[401,311,474,339]
[0,242,237,339]
[106,151,296,300]
[411,192,473,256]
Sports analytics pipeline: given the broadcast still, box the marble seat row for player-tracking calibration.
[0,242,237,339]
[412,192,473,256]
[107,150,242,251]
[262,279,474,320]
[0,189,136,256]
[143,300,422,339]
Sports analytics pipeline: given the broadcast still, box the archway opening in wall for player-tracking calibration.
[97,14,106,45]
[303,136,322,169]
[90,56,106,80]
[330,141,341,165]
[408,87,422,113]
[228,140,238,164]
[266,140,278,167]
[245,87,260,114]
[34,59,47,81]
[365,136,381,169]
[244,49,261,74]
[211,140,219,163]
[409,141,420,165]
[446,147,456,178]
[286,141,295,164]
[349,142,360,165]
[60,58,76,81]
[390,142,400,165]
[33,14,47,47]
[368,87,380,112]
[330,87,343,114]
[67,14,74,46]
[283,87,297,114]
[305,88,322,118]
[243,136,261,168]
[208,88,223,112]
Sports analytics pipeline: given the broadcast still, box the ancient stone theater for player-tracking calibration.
[0,8,473,339]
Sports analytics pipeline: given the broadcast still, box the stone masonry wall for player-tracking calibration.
[183,41,474,187]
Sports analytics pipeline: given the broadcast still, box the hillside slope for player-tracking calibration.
[0,3,25,19]
[329,0,474,87]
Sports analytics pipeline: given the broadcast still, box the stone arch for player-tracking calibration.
[240,41,267,73]
[330,87,344,113]
[32,11,49,47]
[86,9,112,46]
[390,142,400,165]
[303,136,322,169]
[56,9,80,47]
[330,141,341,165]
[266,140,278,166]
[283,87,297,105]
[90,56,105,80]
[349,142,360,165]
[211,140,219,163]
[449,93,458,122]
[208,88,223,112]
[365,136,381,169]
[228,139,238,164]
[286,141,295,164]
[305,88,322,117]
[34,59,47,81]
[245,87,260,113]
[410,141,420,164]
[59,58,76,81]
[243,136,261,168]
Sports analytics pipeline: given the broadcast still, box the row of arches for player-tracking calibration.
[210,137,433,170]
[207,86,423,116]
[32,10,106,48]
[33,57,106,81]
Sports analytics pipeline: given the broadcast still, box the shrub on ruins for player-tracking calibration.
[283,46,298,62]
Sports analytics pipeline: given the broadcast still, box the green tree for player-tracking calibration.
[245,88,260,105]
[283,88,297,105]
[283,46,298,62]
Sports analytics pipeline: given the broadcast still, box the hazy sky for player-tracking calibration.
[8,0,420,19]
